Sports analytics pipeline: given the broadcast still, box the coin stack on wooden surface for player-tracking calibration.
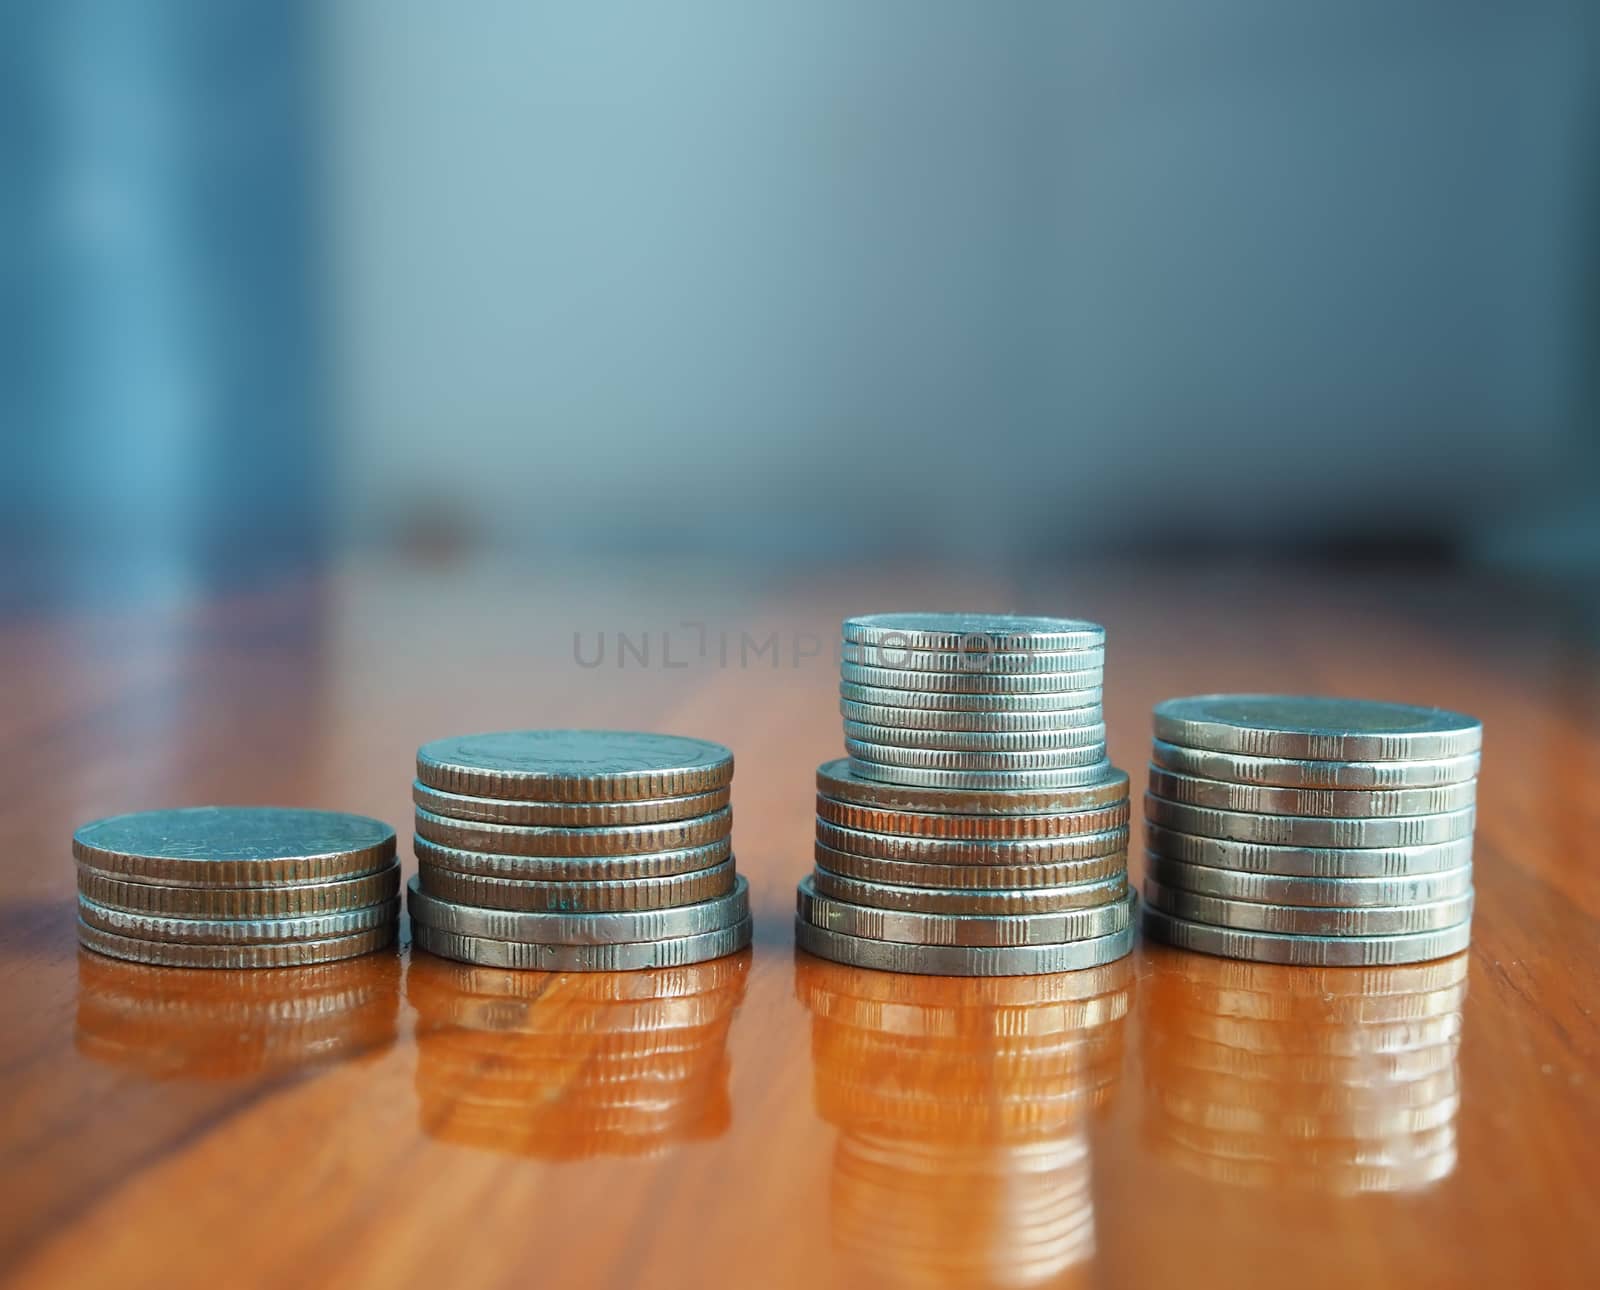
[797,614,1135,975]
[1141,696,1481,965]
[73,807,401,967]
[407,730,751,969]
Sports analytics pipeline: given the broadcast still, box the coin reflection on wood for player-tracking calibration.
[75,951,401,1079]
[409,950,750,1159]
[795,952,1131,1287]
[1141,945,1466,1194]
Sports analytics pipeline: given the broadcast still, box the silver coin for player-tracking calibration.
[77,894,400,945]
[1145,767,1477,819]
[816,843,1127,891]
[406,874,748,944]
[1142,904,1472,966]
[851,757,1117,791]
[1143,878,1474,936]
[819,757,1129,814]
[794,917,1134,976]
[73,807,396,887]
[841,663,1102,695]
[1143,854,1474,908]
[413,804,731,857]
[414,834,729,881]
[816,819,1129,865]
[78,920,396,968]
[844,721,1107,753]
[411,781,729,826]
[1152,696,1482,761]
[1149,741,1480,790]
[846,739,1106,772]
[841,642,1105,675]
[840,700,1103,734]
[811,868,1128,916]
[1143,823,1473,878]
[817,795,1130,840]
[417,856,737,912]
[411,917,752,970]
[840,682,1103,713]
[842,613,1105,653]
[1144,796,1476,848]
[75,862,402,919]
[416,730,734,802]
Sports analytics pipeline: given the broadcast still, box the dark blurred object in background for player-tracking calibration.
[3,1,1597,604]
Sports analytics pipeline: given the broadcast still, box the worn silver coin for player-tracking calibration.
[1143,878,1474,936]
[842,613,1105,653]
[1143,854,1474,908]
[411,917,753,970]
[798,877,1134,947]
[75,861,401,918]
[795,918,1134,976]
[851,757,1117,791]
[416,730,734,802]
[846,739,1107,772]
[413,804,731,857]
[1142,904,1472,966]
[816,819,1129,865]
[1144,796,1476,848]
[815,842,1127,891]
[77,920,396,968]
[1152,696,1482,762]
[840,700,1103,734]
[816,795,1130,840]
[819,758,1129,814]
[417,856,737,912]
[1146,767,1476,819]
[841,642,1106,674]
[1149,741,1480,791]
[811,869,1128,916]
[77,894,400,945]
[840,682,1103,713]
[841,663,1102,695]
[1143,823,1473,878]
[413,834,729,881]
[411,781,730,826]
[844,721,1108,754]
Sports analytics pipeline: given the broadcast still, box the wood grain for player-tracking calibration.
[1,557,1596,1289]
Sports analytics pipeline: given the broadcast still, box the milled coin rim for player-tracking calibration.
[1143,823,1474,878]
[818,758,1129,815]
[844,720,1109,753]
[413,804,732,857]
[815,841,1127,891]
[841,614,1105,653]
[77,921,397,968]
[1151,696,1483,761]
[413,834,730,880]
[1145,766,1477,819]
[816,819,1130,864]
[798,877,1135,947]
[811,868,1129,916]
[793,917,1135,976]
[1143,878,1475,937]
[77,894,401,945]
[847,739,1108,771]
[1142,904,1473,966]
[816,795,1131,839]
[411,781,730,827]
[76,861,402,919]
[852,756,1117,790]
[415,730,734,802]
[1143,853,1474,908]
[1144,795,1477,848]
[841,662,1104,695]
[1149,741,1481,790]
[839,682,1104,713]
[416,856,738,912]
[411,917,754,971]
[840,642,1106,675]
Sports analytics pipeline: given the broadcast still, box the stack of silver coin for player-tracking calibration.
[797,613,1136,976]
[407,730,752,970]
[1141,695,1482,966]
[73,807,401,967]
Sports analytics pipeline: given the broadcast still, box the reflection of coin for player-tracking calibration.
[416,730,733,801]
[412,917,753,970]
[795,951,1134,1010]
[412,781,729,826]
[842,613,1106,653]
[413,805,731,857]
[799,877,1134,947]
[1143,905,1472,967]
[417,856,736,912]
[76,861,400,918]
[818,795,1130,839]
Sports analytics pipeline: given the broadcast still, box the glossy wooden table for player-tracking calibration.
[4,557,1597,1289]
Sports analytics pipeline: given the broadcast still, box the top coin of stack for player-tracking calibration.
[1140,696,1482,967]
[73,807,401,968]
[408,731,751,970]
[798,613,1135,976]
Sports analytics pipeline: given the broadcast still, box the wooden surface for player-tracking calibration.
[2,557,1597,1290]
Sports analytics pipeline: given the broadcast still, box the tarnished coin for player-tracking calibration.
[412,781,729,827]
[819,758,1128,815]
[795,918,1134,976]
[77,920,396,968]
[816,795,1130,840]
[412,917,753,970]
[1143,854,1474,908]
[1143,879,1474,936]
[841,663,1101,695]
[811,869,1128,917]
[839,700,1103,735]
[417,856,737,912]
[841,642,1106,674]
[407,875,748,944]
[852,756,1116,790]
[816,819,1129,865]
[842,613,1105,654]
[1143,823,1473,878]
[1149,741,1480,791]
[413,835,729,881]
[1145,796,1476,848]
[816,842,1127,891]
[1142,905,1472,966]
[77,895,399,945]
[73,807,395,887]
[844,721,1108,753]
[846,739,1107,772]
[76,862,401,919]
[1152,696,1482,761]
[416,730,733,802]
[840,682,1103,713]
[414,805,731,857]
[1146,767,1476,819]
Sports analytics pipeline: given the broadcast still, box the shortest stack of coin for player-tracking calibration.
[73,807,401,968]
[797,759,1136,976]
[1141,696,1481,966]
[408,730,751,970]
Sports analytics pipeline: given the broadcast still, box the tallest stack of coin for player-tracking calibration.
[797,614,1136,976]
[407,731,751,970]
[1141,696,1481,966]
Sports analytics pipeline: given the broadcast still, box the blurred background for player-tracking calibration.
[3,0,1597,606]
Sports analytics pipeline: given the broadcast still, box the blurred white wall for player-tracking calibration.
[320,0,1597,560]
